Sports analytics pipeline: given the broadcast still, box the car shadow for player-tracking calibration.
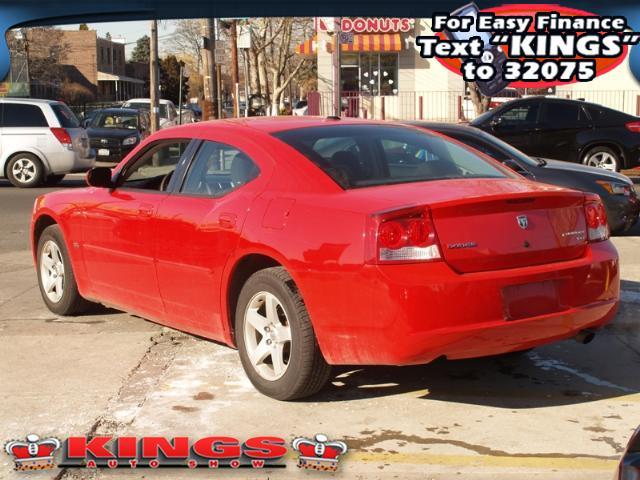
[310,286,640,407]
[0,177,87,189]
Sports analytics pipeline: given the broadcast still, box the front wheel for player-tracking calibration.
[235,267,331,400]
[36,225,93,315]
[582,146,620,172]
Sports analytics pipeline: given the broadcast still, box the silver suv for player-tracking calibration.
[0,98,95,187]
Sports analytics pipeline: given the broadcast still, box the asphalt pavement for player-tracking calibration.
[1,175,640,480]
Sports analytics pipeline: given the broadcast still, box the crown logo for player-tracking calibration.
[292,434,348,472]
[5,434,60,471]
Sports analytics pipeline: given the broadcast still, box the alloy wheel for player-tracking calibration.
[11,158,37,184]
[585,151,617,172]
[40,240,65,303]
[243,291,292,381]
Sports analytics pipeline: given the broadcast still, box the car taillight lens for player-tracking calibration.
[367,207,441,264]
[50,127,73,149]
[584,200,609,242]
[625,121,640,133]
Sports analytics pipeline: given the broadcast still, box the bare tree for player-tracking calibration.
[468,82,491,117]
[248,18,314,114]
[168,19,204,70]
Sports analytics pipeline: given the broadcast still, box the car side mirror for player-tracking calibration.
[86,167,113,188]
[490,117,503,130]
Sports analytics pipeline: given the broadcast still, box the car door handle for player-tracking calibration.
[138,204,155,217]
[219,213,237,229]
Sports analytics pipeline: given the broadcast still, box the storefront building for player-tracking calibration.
[297,17,465,121]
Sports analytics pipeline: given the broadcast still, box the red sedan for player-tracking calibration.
[31,118,619,400]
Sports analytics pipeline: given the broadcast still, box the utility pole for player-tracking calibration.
[332,17,341,117]
[201,18,218,120]
[229,20,240,118]
[178,61,184,125]
[149,19,160,133]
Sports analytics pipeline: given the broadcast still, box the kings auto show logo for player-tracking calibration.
[5,433,348,472]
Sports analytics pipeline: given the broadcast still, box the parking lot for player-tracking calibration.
[1,175,640,480]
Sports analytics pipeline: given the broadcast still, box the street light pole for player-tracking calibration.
[149,19,160,133]
[178,62,184,125]
[332,17,341,117]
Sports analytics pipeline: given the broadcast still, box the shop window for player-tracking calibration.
[341,53,399,96]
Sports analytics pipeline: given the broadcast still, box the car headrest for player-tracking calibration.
[330,151,363,180]
[230,153,259,186]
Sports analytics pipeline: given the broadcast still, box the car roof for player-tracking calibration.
[162,116,398,136]
[93,107,141,114]
[405,121,473,133]
[125,98,173,105]
[0,97,61,105]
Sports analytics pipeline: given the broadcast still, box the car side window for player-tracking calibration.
[1,103,48,127]
[119,139,191,191]
[497,103,539,125]
[180,141,260,197]
[540,102,586,127]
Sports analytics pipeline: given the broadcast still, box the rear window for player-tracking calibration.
[51,104,80,128]
[585,104,635,126]
[1,103,48,127]
[273,125,509,189]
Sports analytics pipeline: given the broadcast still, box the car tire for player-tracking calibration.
[6,153,44,188]
[36,225,93,316]
[235,267,332,400]
[582,146,620,172]
[44,174,66,186]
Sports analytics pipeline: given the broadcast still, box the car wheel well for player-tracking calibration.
[33,215,58,252]
[582,143,625,169]
[5,151,45,176]
[227,254,282,344]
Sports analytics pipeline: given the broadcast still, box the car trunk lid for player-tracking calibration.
[432,192,587,273]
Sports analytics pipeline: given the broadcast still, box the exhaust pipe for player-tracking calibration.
[575,329,596,344]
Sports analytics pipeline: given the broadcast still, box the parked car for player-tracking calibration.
[32,118,619,400]
[122,98,179,129]
[0,98,94,188]
[408,122,640,234]
[86,108,150,164]
[616,426,640,480]
[292,100,308,116]
[471,97,640,171]
[183,103,202,121]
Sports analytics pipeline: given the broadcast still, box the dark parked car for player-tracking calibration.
[470,97,640,172]
[408,122,639,234]
[85,108,150,163]
[617,426,640,480]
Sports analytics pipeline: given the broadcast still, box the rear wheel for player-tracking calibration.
[36,225,93,315]
[582,146,620,172]
[7,153,44,188]
[235,267,332,400]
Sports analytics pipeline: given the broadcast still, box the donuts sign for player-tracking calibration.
[315,17,414,33]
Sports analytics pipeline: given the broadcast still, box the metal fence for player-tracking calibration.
[309,91,465,122]
[308,89,640,122]
[555,90,640,117]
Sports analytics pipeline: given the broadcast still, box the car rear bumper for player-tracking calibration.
[47,150,96,174]
[308,241,619,365]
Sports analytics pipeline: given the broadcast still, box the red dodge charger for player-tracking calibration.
[31,117,619,400]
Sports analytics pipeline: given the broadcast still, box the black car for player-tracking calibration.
[407,122,639,234]
[85,108,150,163]
[470,97,640,172]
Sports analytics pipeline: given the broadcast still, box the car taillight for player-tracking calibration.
[584,199,609,242]
[367,207,441,264]
[625,121,640,133]
[50,127,73,149]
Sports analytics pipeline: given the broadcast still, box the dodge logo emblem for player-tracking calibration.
[517,215,528,229]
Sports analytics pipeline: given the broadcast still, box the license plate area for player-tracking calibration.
[98,148,110,156]
[502,280,564,320]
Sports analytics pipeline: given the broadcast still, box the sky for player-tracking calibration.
[58,20,177,59]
